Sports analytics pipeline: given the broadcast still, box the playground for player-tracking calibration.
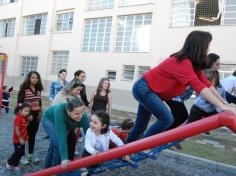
[0,85,235,176]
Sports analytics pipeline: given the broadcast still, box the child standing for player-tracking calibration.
[2,86,13,113]
[81,111,130,176]
[6,103,31,171]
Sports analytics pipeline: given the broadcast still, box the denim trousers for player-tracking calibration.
[126,78,174,143]
[42,119,61,168]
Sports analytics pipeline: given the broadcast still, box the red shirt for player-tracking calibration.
[110,128,128,148]
[143,57,211,100]
[13,115,29,144]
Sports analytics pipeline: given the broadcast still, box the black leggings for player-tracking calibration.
[2,101,9,113]
[27,110,40,154]
[187,105,217,124]
[166,100,189,129]
[8,144,25,167]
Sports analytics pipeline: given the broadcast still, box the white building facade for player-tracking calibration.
[0,0,236,112]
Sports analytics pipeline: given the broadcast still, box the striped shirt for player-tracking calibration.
[17,88,42,111]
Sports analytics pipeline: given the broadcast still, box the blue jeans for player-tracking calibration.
[42,119,61,168]
[126,78,174,143]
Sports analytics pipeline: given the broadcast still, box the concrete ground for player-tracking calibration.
[0,110,235,176]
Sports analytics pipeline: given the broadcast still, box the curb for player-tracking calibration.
[160,150,236,174]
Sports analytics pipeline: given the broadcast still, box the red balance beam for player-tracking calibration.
[27,111,236,176]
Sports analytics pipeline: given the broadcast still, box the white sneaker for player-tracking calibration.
[20,157,29,165]
[81,168,88,176]
[28,154,39,163]
[74,150,79,155]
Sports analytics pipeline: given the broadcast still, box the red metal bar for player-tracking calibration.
[27,111,236,176]
[0,53,7,116]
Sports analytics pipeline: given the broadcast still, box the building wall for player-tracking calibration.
[0,0,236,112]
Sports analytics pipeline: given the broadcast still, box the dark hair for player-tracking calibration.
[3,86,7,91]
[94,110,110,134]
[14,103,31,115]
[232,71,236,77]
[66,96,84,112]
[172,30,212,71]
[58,69,67,77]
[74,70,85,78]
[20,71,44,92]
[121,119,134,130]
[62,79,84,95]
[97,77,110,94]
[206,53,220,69]
[203,69,220,87]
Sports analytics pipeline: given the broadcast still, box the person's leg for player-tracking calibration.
[42,119,60,168]
[126,78,173,142]
[67,131,77,161]
[226,91,236,104]
[126,104,151,142]
[8,144,25,167]
[28,111,40,155]
[5,102,9,113]
[187,105,209,123]
[166,100,188,129]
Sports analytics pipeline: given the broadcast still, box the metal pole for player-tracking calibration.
[27,111,236,176]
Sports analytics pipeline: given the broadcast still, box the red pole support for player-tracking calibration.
[27,111,236,176]
[0,53,7,116]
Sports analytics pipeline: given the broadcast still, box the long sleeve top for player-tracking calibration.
[17,88,42,111]
[80,85,90,107]
[143,57,211,101]
[42,103,90,160]
[85,128,124,155]
[194,84,226,113]
[48,80,68,101]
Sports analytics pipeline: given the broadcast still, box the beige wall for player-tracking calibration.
[1,0,236,112]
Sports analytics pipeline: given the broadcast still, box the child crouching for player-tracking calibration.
[81,110,130,176]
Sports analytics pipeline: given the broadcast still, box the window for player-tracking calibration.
[0,18,15,37]
[20,56,38,77]
[106,70,116,80]
[137,66,150,78]
[120,0,154,6]
[122,65,135,80]
[51,51,69,74]
[82,17,112,52]
[56,12,74,32]
[0,0,16,5]
[171,0,195,27]
[23,13,47,35]
[87,0,114,11]
[171,0,236,27]
[219,64,236,79]
[115,14,152,52]
[222,0,236,25]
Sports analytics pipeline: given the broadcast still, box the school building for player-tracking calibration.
[0,0,236,112]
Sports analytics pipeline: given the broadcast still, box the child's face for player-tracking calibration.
[90,115,106,134]
[22,107,30,117]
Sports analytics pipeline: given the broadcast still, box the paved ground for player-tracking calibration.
[0,111,235,176]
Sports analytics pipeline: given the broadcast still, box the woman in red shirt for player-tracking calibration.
[6,103,32,171]
[126,30,236,143]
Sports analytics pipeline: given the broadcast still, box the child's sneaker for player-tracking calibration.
[14,166,21,171]
[6,163,13,169]
[81,168,88,176]
[27,154,39,163]
[20,157,29,165]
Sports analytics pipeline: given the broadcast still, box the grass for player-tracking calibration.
[179,139,236,166]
